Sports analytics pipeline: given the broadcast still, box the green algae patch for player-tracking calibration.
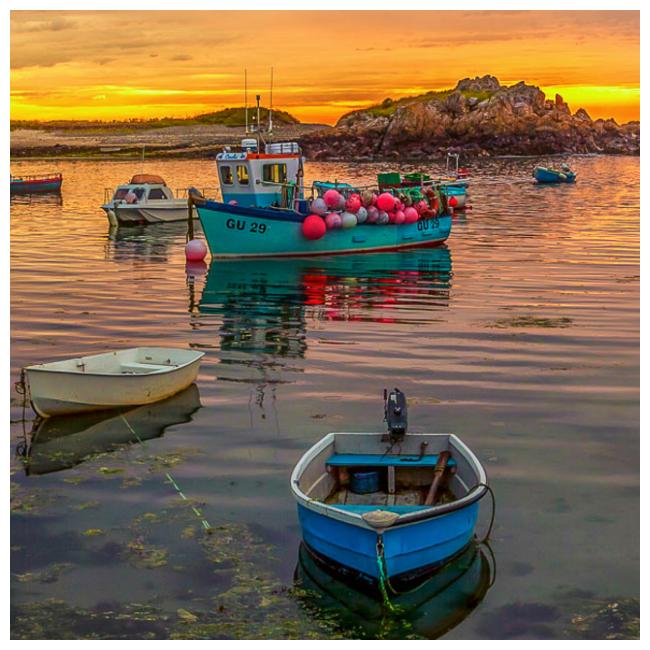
[98,466,124,475]
[82,528,104,537]
[567,598,639,640]
[487,316,573,329]
[14,563,73,585]
[125,538,168,569]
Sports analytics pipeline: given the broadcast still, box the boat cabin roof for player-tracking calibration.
[129,174,166,185]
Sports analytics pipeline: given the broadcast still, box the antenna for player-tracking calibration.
[256,94,261,149]
[244,68,248,134]
[268,67,274,134]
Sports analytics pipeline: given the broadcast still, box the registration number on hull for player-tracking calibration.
[226,218,267,234]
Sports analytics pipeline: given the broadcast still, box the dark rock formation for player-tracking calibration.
[299,75,639,160]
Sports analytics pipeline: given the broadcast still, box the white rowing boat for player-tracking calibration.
[24,347,204,417]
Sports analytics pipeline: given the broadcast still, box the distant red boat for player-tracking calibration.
[10,173,63,194]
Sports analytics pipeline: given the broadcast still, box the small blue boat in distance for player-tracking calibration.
[533,164,577,184]
[10,172,63,194]
[291,389,491,588]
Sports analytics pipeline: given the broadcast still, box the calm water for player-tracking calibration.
[10,156,639,639]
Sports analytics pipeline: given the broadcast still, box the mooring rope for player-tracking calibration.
[119,415,211,531]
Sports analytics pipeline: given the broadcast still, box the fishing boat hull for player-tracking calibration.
[24,347,204,417]
[10,175,62,194]
[102,202,196,226]
[291,432,488,581]
[533,167,577,183]
[196,200,452,258]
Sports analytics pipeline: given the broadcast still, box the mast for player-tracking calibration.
[256,94,261,149]
[268,66,274,134]
[244,68,248,134]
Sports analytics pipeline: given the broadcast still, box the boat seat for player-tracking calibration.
[326,454,456,468]
[331,505,431,514]
[120,362,177,373]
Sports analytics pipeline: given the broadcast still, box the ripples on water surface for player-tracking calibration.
[10,156,639,639]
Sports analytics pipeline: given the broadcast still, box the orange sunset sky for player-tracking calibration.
[10,10,640,125]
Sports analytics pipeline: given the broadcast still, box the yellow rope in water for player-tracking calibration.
[120,415,211,531]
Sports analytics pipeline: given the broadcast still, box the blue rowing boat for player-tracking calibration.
[291,389,491,585]
[533,165,577,183]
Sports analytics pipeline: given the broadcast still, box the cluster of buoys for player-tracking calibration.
[301,187,442,241]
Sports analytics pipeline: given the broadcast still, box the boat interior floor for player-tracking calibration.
[325,486,457,509]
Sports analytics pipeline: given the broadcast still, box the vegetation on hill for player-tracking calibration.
[10,107,300,132]
[339,88,498,122]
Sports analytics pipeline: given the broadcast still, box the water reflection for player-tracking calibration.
[104,222,188,263]
[197,248,452,358]
[10,193,63,207]
[18,384,201,475]
[294,541,494,639]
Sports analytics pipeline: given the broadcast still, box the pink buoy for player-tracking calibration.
[416,200,428,214]
[387,210,397,223]
[185,238,208,261]
[302,214,327,240]
[325,212,342,229]
[403,206,419,223]
[228,199,238,205]
[366,206,379,223]
[394,210,406,225]
[336,193,346,210]
[323,189,342,209]
[345,194,361,213]
[377,192,396,212]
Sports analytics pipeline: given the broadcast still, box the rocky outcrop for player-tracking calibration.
[300,75,639,159]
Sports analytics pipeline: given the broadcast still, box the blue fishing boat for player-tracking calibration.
[291,389,492,587]
[533,164,577,183]
[192,135,452,258]
[10,173,62,194]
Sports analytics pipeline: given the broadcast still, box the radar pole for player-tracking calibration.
[244,68,248,134]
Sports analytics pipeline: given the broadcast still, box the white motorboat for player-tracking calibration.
[23,347,204,417]
[101,174,197,225]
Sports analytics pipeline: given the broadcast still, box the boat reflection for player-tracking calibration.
[10,192,63,207]
[197,247,452,359]
[18,384,201,475]
[294,540,494,639]
[104,221,188,264]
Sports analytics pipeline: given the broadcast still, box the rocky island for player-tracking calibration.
[299,75,640,160]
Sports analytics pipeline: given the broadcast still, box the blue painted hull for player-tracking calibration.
[10,178,62,194]
[196,200,452,258]
[297,501,479,580]
[533,167,576,183]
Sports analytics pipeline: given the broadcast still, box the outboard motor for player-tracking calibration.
[384,387,408,442]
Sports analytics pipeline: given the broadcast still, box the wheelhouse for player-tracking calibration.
[216,139,304,209]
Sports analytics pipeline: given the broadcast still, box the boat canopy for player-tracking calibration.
[130,174,166,185]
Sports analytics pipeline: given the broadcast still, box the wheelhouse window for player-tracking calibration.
[113,188,129,200]
[236,165,249,185]
[220,165,234,185]
[263,164,287,184]
[147,188,167,200]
